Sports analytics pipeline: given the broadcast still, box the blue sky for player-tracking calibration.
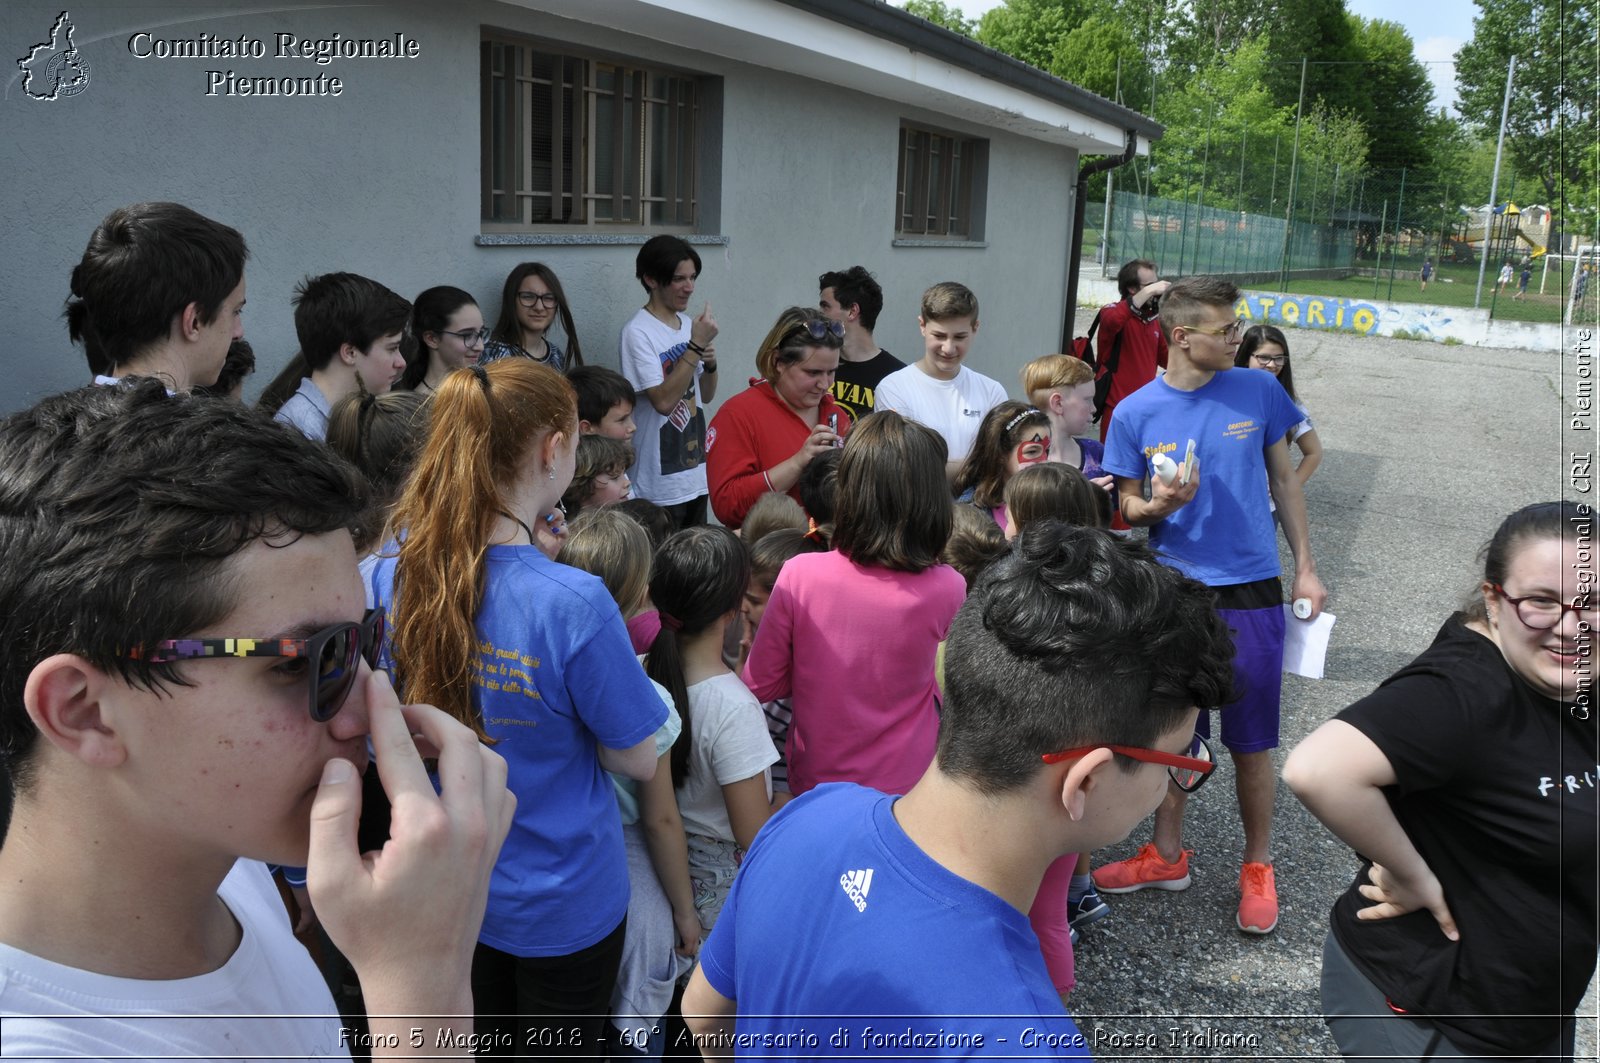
[948,0,1478,111]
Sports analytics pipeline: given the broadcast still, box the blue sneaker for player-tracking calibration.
[1068,886,1112,931]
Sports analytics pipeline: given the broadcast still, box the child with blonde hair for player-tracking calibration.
[558,510,696,1058]
[1021,353,1114,493]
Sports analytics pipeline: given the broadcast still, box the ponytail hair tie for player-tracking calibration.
[471,364,490,388]
[660,612,684,631]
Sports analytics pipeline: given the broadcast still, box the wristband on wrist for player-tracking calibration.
[686,341,707,354]
[701,361,717,372]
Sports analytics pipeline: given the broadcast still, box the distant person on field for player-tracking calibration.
[1514,261,1532,300]
[1419,258,1433,291]
[1497,260,1514,294]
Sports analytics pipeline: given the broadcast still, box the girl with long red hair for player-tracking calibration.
[369,359,665,1057]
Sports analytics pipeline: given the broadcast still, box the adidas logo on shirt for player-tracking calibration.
[839,868,873,912]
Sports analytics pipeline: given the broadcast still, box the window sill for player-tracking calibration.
[891,238,989,249]
[476,233,730,247]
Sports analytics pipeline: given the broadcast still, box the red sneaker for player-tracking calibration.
[1237,862,1279,934]
[1092,843,1192,894]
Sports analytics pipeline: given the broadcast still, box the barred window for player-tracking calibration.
[896,123,986,238]
[482,37,698,228]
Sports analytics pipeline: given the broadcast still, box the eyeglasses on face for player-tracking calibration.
[516,291,559,309]
[438,326,491,347]
[1492,585,1598,630]
[785,318,846,344]
[1185,320,1243,341]
[124,609,385,723]
[1041,732,1215,793]
[1250,353,1287,367]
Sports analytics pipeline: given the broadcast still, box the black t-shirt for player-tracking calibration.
[831,348,905,422]
[1331,614,1598,1059]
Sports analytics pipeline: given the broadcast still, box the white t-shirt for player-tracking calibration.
[0,860,346,1061]
[676,673,777,842]
[618,308,708,507]
[873,363,1009,462]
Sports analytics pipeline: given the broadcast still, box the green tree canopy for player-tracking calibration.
[1456,0,1597,211]
[900,0,975,37]
[1346,16,1433,172]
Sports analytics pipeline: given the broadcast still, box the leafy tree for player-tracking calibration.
[975,0,1081,71]
[1346,16,1433,171]
[1456,0,1597,209]
[900,0,975,36]
[1047,14,1154,104]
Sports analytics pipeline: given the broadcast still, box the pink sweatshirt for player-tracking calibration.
[742,550,966,796]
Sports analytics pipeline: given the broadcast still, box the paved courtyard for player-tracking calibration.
[1066,328,1598,1060]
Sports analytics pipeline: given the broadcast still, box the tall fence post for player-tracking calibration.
[1277,57,1308,291]
[1373,199,1389,299]
[1475,55,1516,308]
[1386,168,1407,302]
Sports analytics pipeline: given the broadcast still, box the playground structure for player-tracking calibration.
[1465,202,1548,267]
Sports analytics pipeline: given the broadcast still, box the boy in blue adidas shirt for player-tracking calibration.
[1095,275,1327,937]
[683,523,1236,1058]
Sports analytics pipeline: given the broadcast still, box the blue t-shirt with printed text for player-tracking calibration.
[698,784,1087,1058]
[370,545,667,957]
[1102,367,1301,586]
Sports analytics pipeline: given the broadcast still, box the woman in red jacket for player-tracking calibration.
[706,307,851,529]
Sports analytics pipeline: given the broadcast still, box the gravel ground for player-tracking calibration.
[1065,329,1598,1061]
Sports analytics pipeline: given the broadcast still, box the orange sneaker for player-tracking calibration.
[1092,843,1192,894]
[1237,862,1278,934]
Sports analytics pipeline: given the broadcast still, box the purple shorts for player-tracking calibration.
[1196,589,1285,753]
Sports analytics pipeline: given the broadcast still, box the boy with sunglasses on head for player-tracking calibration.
[264,272,412,441]
[0,381,513,1058]
[1095,275,1327,936]
[683,522,1235,1056]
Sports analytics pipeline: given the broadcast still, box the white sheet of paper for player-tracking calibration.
[1282,606,1336,679]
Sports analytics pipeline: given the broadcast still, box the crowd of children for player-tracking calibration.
[1,199,1589,1063]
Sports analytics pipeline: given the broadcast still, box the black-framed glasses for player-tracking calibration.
[516,291,559,309]
[1041,732,1215,793]
[785,318,845,344]
[1250,353,1287,367]
[438,326,490,347]
[1185,320,1243,341]
[124,609,385,723]
[1492,585,1598,630]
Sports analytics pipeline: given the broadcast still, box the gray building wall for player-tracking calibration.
[2,1,1076,413]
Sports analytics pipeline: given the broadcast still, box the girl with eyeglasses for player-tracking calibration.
[951,400,1051,534]
[705,306,851,529]
[370,358,667,1057]
[1286,502,1597,1062]
[398,286,487,394]
[482,262,584,371]
[1235,325,1321,487]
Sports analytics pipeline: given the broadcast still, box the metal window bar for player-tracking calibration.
[485,38,698,228]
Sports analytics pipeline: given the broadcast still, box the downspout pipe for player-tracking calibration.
[1062,130,1139,353]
